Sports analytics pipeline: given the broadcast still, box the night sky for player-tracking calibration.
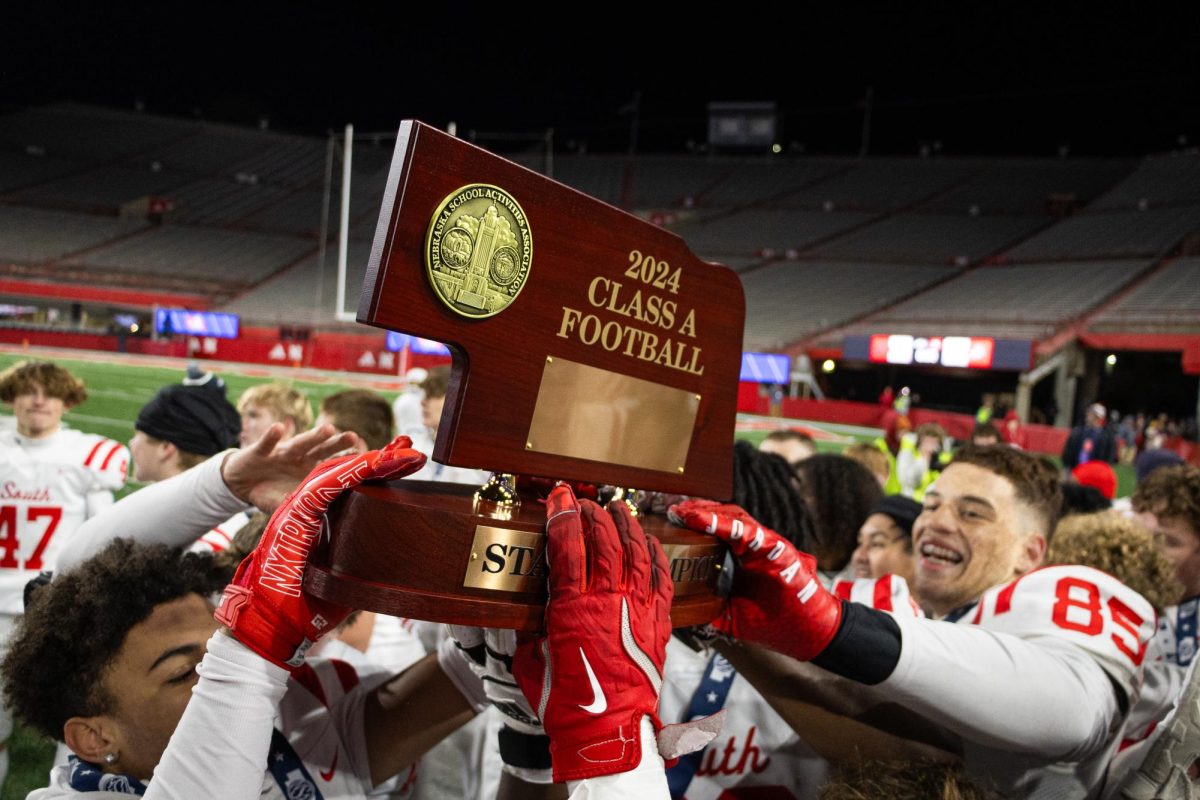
[5,3,1199,157]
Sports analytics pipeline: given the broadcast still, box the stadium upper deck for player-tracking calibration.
[1,103,1198,359]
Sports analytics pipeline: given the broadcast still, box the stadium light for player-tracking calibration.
[1105,354,1117,367]
[821,359,836,373]
[771,143,782,154]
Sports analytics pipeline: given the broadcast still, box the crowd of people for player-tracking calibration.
[0,358,1198,799]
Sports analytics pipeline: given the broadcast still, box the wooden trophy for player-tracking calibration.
[304,122,745,630]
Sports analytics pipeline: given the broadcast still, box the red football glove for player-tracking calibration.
[513,484,673,782]
[669,499,842,662]
[215,436,426,670]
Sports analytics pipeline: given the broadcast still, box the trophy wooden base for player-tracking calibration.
[305,479,726,631]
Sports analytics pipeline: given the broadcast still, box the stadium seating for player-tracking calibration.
[0,103,190,162]
[808,212,1046,263]
[1004,206,1200,261]
[4,102,1187,359]
[865,260,1149,332]
[62,226,313,287]
[695,159,844,208]
[741,261,950,350]
[1090,257,1200,332]
[670,209,874,257]
[220,240,373,324]
[0,150,82,193]
[781,159,978,211]
[1089,152,1200,209]
[0,206,148,263]
[6,165,186,212]
[921,159,1134,214]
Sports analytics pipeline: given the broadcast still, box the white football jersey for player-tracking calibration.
[188,511,252,555]
[885,565,1156,799]
[0,428,127,614]
[963,565,1152,703]
[1151,597,1198,668]
[658,575,923,800]
[1117,597,1195,747]
[32,655,399,800]
[660,638,826,800]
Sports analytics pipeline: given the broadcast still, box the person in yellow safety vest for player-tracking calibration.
[975,395,995,425]
[870,437,902,495]
[897,423,949,500]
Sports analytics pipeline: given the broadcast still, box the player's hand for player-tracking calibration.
[669,499,842,662]
[449,626,555,783]
[512,484,672,782]
[215,436,425,669]
[221,422,363,512]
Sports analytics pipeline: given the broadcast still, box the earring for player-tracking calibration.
[104,753,118,765]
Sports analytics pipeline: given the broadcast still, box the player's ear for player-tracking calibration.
[63,716,117,766]
[1015,531,1046,574]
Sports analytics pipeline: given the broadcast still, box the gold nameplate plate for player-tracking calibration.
[463,525,547,594]
[462,523,722,596]
[662,544,721,597]
[526,357,699,474]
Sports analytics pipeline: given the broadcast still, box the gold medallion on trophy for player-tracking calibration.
[424,184,533,319]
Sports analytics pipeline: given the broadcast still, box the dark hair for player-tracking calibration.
[2,541,229,741]
[1133,464,1200,536]
[972,421,1002,442]
[794,454,883,571]
[0,361,87,406]
[419,365,451,399]
[951,445,1062,538]
[321,389,395,450]
[731,440,814,549]
[1060,481,1112,517]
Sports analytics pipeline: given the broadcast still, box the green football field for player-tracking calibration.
[0,348,1131,796]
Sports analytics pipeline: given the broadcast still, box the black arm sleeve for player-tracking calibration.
[810,600,902,685]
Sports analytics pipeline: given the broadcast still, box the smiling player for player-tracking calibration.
[672,445,1157,798]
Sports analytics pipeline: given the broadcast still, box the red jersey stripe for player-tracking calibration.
[99,442,123,471]
[994,575,1027,616]
[873,574,894,612]
[331,659,360,693]
[83,440,107,467]
[292,663,329,707]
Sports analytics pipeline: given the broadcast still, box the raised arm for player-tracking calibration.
[670,501,1151,761]
[57,423,359,572]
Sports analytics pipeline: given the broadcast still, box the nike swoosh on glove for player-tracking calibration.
[669,499,842,662]
[513,483,674,782]
[215,436,425,669]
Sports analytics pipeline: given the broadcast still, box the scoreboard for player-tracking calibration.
[843,334,1033,372]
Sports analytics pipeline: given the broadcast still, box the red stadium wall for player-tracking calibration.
[0,328,182,356]
[736,384,1072,457]
[0,326,450,375]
